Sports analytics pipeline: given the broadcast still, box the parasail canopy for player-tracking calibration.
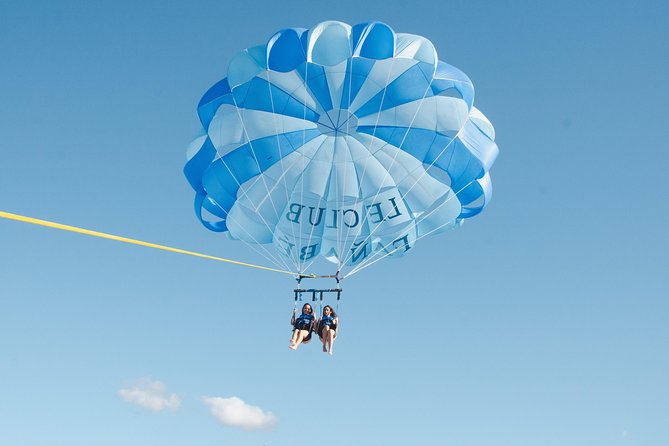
[184,21,498,277]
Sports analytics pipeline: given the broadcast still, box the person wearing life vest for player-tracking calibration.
[316,305,338,356]
[289,303,315,350]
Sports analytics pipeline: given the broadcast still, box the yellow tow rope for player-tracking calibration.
[0,210,298,276]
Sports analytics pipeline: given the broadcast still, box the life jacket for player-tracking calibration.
[321,315,335,327]
[295,313,313,329]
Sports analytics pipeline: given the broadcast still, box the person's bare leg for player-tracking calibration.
[289,331,300,349]
[320,328,328,352]
[289,330,306,350]
[327,329,335,355]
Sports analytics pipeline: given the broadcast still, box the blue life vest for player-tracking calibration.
[295,313,313,328]
[321,315,335,327]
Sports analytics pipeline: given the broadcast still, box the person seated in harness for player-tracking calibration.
[289,303,315,350]
[316,305,338,355]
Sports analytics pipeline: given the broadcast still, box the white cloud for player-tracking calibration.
[202,396,278,431]
[119,377,181,412]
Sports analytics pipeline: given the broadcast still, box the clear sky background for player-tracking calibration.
[1,1,668,445]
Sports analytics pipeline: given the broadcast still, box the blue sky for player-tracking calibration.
[1,1,668,445]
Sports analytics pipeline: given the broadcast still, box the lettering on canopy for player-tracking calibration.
[274,193,414,264]
[284,196,405,228]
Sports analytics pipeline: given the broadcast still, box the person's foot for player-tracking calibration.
[289,344,297,350]
[328,350,333,356]
[322,345,327,352]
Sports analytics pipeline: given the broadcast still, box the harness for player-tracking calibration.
[293,272,342,313]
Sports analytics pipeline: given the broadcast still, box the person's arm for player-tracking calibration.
[291,308,296,326]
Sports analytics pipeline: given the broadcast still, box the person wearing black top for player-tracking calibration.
[316,305,338,356]
[289,303,315,350]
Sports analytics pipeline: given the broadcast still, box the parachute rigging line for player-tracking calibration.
[0,210,298,276]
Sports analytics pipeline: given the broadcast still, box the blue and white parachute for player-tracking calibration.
[184,21,498,276]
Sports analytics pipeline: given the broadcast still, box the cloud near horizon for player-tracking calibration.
[202,396,277,431]
[119,377,181,412]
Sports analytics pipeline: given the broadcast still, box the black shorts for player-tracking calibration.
[318,324,337,338]
[293,324,312,343]
[295,320,311,331]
